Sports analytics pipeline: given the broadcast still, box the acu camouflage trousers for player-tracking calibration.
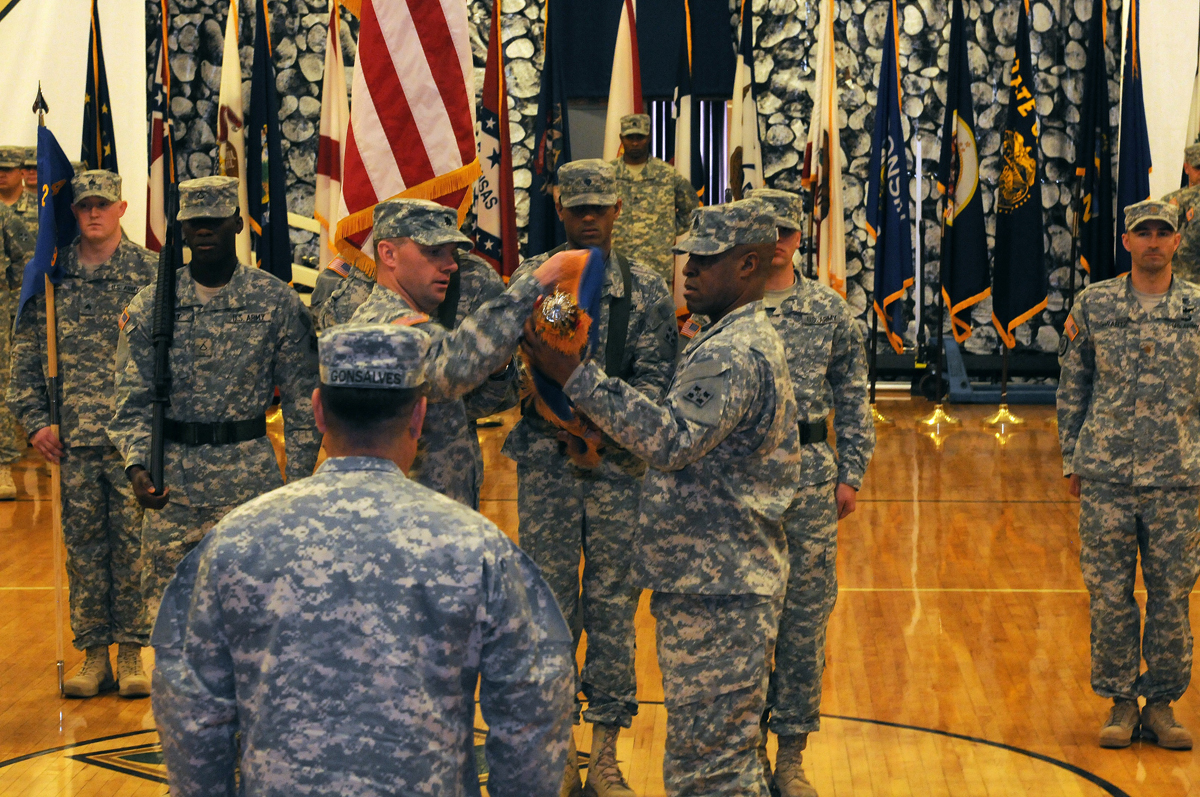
[61,445,148,649]
[515,448,641,728]
[652,592,782,797]
[0,290,25,464]
[1079,479,1200,703]
[141,500,237,628]
[768,479,839,735]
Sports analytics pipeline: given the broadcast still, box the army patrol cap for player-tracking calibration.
[22,147,36,169]
[745,188,803,231]
[620,114,651,137]
[372,198,472,249]
[1124,199,1179,232]
[178,176,240,221]
[1186,144,1200,169]
[72,170,122,204]
[0,146,22,169]
[673,200,778,256]
[557,159,619,208]
[319,323,430,390]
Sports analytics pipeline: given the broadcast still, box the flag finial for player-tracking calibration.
[32,83,49,124]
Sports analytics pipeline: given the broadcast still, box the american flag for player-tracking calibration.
[335,0,479,273]
[145,37,170,253]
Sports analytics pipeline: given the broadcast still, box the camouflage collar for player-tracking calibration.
[1119,272,1196,321]
[63,237,134,279]
[688,301,762,348]
[178,263,249,309]
[314,455,403,476]
[613,156,667,180]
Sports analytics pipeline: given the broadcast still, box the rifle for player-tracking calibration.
[148,186,179,493]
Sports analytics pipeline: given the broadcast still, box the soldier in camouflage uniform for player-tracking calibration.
[0,146,38,238]
[1163,144,1200,285]
[609,114,699,285]
[1059,199,1200,751]
[525,201,801,797]
[21,147,36,192]
[344,198,573,509]
[744,189,875,797]
[153,323,575,797]
[0,201,35,499]
[8,171,156,696]
[309,255,361,324]
[504,159,677,797]
[109,176,321,626]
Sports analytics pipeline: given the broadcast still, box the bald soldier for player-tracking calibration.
[1164,143,1200,284]
[609,114,699,285]
[525,200,801,797]
[8,171,157,697]
[153,323,575,797]
[1059,199,1200,751]
[505,158,677,797]
[110,176,321,625]
[346,198,575,507]
[745,189,874,797]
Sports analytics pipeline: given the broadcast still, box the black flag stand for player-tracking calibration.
[982,344,1024,431]
[919,192,961,430]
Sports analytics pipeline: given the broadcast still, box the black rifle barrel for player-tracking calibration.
[148,186,179,493]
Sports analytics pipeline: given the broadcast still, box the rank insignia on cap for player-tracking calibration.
[684,383,714,407]
[680,317,702,338]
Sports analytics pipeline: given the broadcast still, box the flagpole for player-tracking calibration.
[33,87,66,697]
[919,184,960,428]
[983,343,1024,430]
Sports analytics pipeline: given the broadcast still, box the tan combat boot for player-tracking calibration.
[1140,701,1193,750]
[63,646,115,698]
[757,713,776,794]
[117,643,151,698]
[774,733,818,797]
[561,731,583,797]
[1097,699,1140,748]
[582,723,635,797]
[0,465,16,500]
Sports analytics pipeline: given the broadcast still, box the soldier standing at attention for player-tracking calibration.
[524,201,801,797]
[1164,144,1200,285]
[745,189,874,796]
[7,171,156,697]
[109,176,321,625]
[0,201,34,499]
[21,147,37,193]
[0,146,39,237]
[347,198,574,508]
[505,158,677,797]
[1059,199,1200,750]
[609,114,699,286]
[152,323,576,797]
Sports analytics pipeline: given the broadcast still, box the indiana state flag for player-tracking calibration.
[81,0,118,171]
[991,0,1046,348]
[865,0,913,354]
[16,126,78,328]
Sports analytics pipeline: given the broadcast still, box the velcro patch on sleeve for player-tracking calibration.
[392,313,430,327]
[680,317,702,339]
[1064,315,1078,341]
[118,308,130,331]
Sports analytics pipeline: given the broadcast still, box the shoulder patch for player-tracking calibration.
[1190,208,1195,222]
[326,258,351,278]
[392,313,430,327]
[680,317,702,338]
[1064,315,1078,341]
[118,308,130,331]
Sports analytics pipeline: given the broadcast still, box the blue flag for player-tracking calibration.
[1075,0,1114,281]
[16,126,78,329]
[1115,0,1150,278]
[865,0,913,354]
[247,0,292,281]
[81,0,118,172]
[527,0,571,257]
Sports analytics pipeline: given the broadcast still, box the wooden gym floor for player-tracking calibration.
[1,397,1197,795]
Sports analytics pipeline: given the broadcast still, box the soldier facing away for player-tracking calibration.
[0,199,35,499]
[745,188,875,797]
[109,176,321,626]
[504,158,678,797]
[524,200,801,797]
[8,170,156,697]
[152,323,576,797]
[1058,199,1200,750]
[609,114,699,286]
[345,198,574,508]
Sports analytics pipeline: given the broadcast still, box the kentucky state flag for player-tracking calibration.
[991,0,1046,347]
[865,0,913,354]
[937,0,990,341]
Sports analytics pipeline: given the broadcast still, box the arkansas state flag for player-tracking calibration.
[473,0,519,279]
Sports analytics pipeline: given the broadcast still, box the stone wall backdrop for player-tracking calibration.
[746,0,1122,353]
[149,0,1119,355]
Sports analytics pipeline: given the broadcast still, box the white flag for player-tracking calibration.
[802,0,847,296]
[729,0,763,198]
[602,0,642,161]
[316,0,350,267]
[217,0,252,265]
